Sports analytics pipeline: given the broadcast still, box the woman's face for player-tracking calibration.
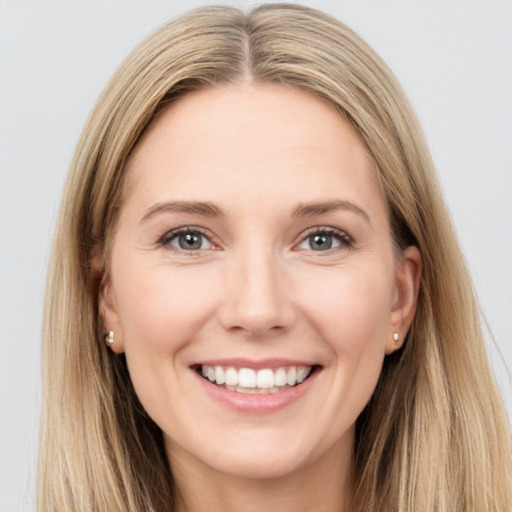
[102,84,419,480]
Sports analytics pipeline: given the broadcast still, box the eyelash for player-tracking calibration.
[158,226,215,252]
[157,226,354,254]
[297,226,354,253]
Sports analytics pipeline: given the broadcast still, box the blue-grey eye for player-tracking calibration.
[297,229,351,252]
[168,231,212,250]
[308,233,338,251]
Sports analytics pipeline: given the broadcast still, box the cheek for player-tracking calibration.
[113,260,219,355]
[111,260,222,423]
[296,263,393,352]
[295,265,393,428]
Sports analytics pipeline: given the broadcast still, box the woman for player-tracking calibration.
[38,4,512,511]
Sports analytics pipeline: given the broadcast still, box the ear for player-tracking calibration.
[92,251,125,354]
[385,245,422,355]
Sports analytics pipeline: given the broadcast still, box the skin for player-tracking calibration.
[101,83,421,512]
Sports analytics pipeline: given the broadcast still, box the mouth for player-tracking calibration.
[193,364,319,394]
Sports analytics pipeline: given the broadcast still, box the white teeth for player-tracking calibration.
[274,367,287,387]
[256,369,274,388]
[237,386,270,394]
[236,386,256,394]
[215,366,225,385]
[297,366,308,383]
[226,368,238,386]
[199,364,314,392]
[238,368,256,388]
[286,366,297,386]
[225,367,238,386]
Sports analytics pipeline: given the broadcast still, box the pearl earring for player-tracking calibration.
[104,331,115,346]
[393,332,399,343]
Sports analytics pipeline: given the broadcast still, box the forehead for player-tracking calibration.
[123,83,387,220]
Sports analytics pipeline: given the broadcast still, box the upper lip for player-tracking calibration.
[191,358,318,370]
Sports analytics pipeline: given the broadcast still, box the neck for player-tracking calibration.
[168,437,354,512]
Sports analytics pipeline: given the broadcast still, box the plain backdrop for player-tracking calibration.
[1,1,511,510]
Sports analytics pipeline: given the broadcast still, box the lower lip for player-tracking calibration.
[194,369,319,414]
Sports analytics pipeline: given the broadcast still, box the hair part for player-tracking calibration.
[39,4,512,511]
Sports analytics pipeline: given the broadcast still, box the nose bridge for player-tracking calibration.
[219,239,294,336]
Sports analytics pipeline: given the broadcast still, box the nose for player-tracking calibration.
[218,247,296,337]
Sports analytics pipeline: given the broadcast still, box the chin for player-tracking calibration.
[164,423,320,479]
[207,448,311,480]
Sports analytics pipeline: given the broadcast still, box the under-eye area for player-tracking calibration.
[192,364,321,394]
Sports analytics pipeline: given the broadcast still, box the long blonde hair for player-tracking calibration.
[39,4,512,511]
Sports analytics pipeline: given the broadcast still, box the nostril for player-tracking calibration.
[217,271,296,336]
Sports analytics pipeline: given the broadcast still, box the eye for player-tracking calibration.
[297,228,353,252]
[160,228,214,251]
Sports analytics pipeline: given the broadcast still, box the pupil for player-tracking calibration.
[179,233,201,250]
[311,234,332,250]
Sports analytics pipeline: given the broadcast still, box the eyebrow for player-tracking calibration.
[140,199,370,225]
[291,200,371,224]
[141,201,224,222]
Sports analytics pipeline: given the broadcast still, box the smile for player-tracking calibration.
[197,365,314,394]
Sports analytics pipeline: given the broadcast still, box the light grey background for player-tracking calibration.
[1,1,511,510]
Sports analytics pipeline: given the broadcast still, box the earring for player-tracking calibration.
[104,331,115,346]
[393,332,399,343]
